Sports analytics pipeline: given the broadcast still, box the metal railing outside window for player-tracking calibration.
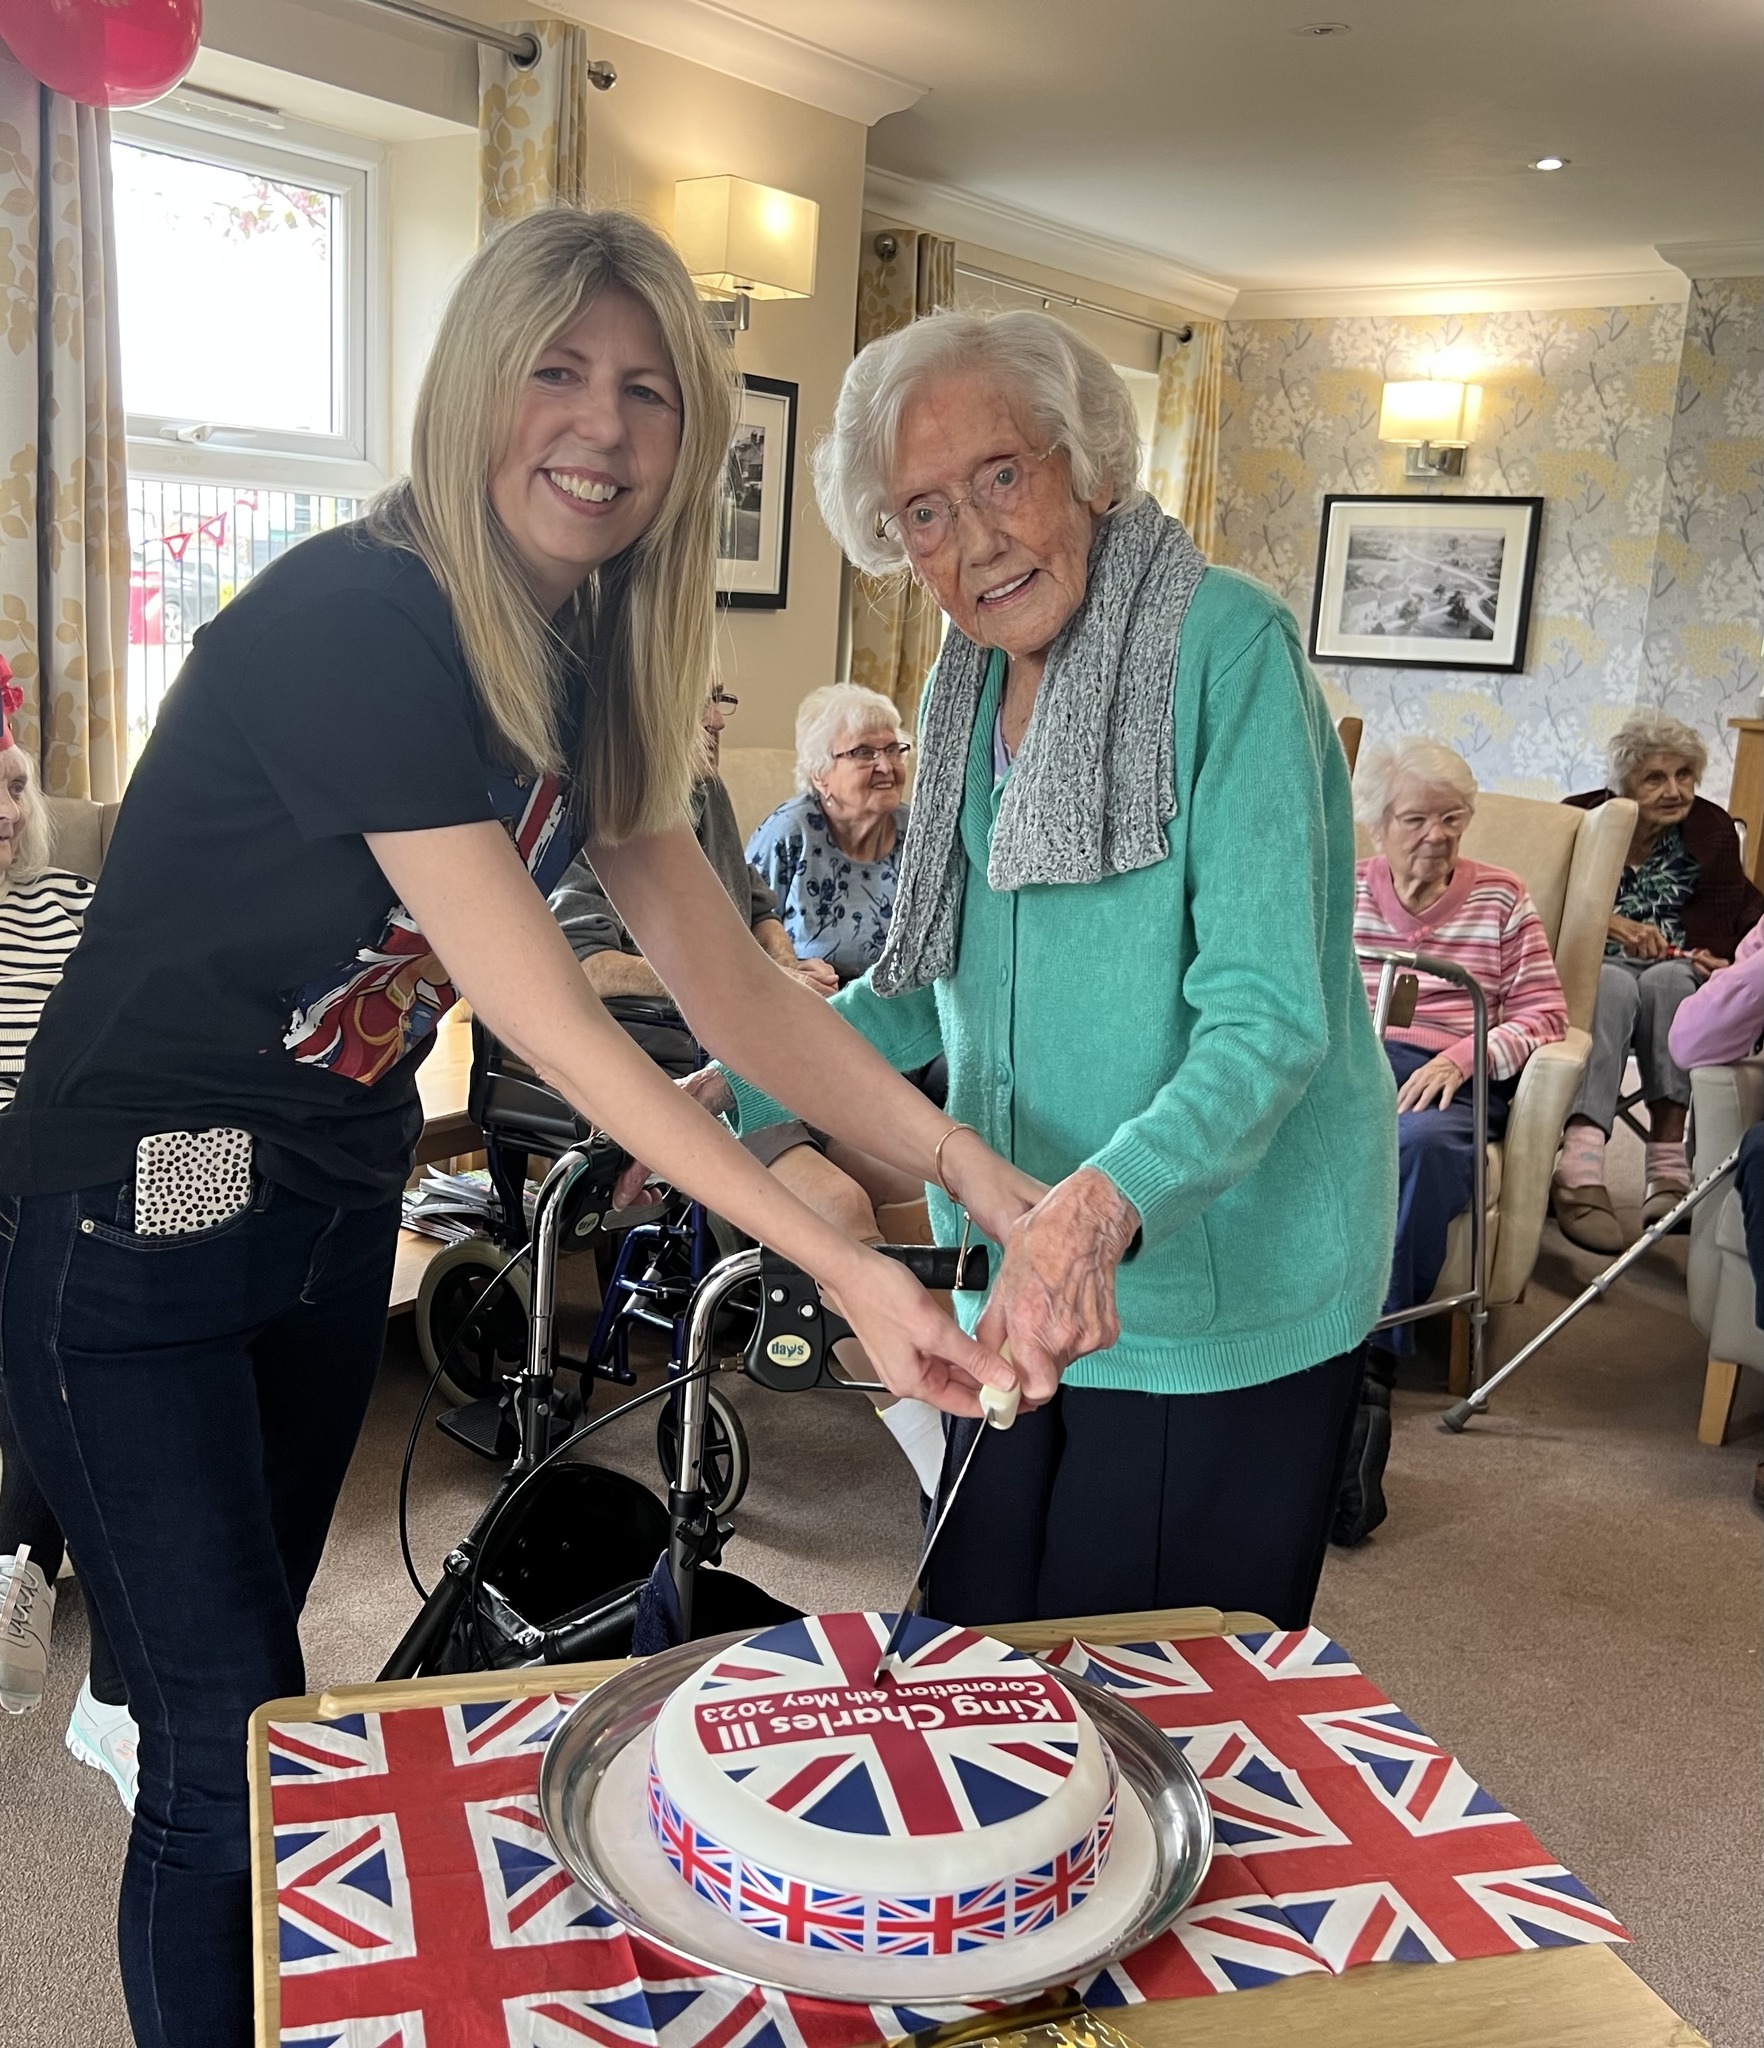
[126,477,360,762]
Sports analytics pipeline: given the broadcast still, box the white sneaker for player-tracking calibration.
[0,1547,55,1715]
[66,1678,139,1815]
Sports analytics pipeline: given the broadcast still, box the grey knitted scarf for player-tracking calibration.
[872,495,1207,997]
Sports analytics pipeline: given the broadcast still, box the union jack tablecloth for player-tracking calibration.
[266,1629,1627,2047]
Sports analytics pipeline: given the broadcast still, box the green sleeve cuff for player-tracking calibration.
[722,1067,790,1137]
[1085,1130,1192,1254]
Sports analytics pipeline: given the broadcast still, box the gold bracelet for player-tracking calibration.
[932,1122,978,1201]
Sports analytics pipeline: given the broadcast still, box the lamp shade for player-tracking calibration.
[673,177,819,300]
[1378,380,1482,446]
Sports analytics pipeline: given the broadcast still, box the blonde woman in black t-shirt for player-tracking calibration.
[0,209,1035,2048]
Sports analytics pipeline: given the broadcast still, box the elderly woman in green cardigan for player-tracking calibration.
[691,309,1396,1628]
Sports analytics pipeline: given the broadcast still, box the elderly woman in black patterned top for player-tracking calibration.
[1554,713,1763,1250]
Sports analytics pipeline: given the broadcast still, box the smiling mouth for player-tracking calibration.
[544,470,623,507]
[977,569,1034,606]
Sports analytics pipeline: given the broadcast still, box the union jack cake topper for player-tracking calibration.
[645,1612,1120,1956]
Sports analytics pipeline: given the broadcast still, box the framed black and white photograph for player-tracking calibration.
[1309,494,1544,672]
[716,374,797,611]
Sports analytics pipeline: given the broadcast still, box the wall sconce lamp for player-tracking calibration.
[1379,380,1482,481]
[674,176,819,336]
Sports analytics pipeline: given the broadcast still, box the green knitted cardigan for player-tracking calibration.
[726,566,1397,1394]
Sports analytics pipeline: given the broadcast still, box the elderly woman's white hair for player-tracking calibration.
[1605,712,1707,797]
[1,745,54,888]
[793,682,906,794]
[1353,736,1478,834]
[813,309,1144,579]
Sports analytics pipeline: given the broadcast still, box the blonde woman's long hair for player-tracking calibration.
[368,208,737,841]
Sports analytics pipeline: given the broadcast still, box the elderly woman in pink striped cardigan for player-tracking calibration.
[1352,738,1568,1358]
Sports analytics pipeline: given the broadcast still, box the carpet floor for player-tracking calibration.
[2,1139,1760,2046]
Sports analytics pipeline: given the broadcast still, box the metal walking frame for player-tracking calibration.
[1363,947,1492,1385]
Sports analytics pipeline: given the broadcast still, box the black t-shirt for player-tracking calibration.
[0,524,585,1206]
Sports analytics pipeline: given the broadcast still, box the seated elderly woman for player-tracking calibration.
[1353,739,1568,1347]
[679,309,1397,1630]
[0,706,137,1805]
[745,682,911,985]
[1553,713,1762,1252]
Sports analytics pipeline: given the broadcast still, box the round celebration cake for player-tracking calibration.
[646,1610,1117,1956]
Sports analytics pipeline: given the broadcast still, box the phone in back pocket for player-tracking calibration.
[133,1128,255,1238]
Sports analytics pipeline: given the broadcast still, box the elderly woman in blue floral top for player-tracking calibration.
[746,682,911,984]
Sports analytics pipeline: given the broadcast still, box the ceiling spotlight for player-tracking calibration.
[1530,156,1569,171]
[1292,21,1353,34]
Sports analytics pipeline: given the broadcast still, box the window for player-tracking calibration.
[110,105,385,761]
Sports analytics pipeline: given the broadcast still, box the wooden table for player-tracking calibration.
[248,1607,1704,2048]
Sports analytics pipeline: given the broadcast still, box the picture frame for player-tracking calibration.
[1308,494,1545,673]
[716,374,797,611]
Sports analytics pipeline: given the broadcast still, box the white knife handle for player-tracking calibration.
[982,1346,1020,1429]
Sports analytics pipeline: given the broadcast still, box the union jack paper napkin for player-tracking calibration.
[267,1630,1626,2047]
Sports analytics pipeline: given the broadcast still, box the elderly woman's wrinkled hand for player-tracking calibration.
[786,957,841,996]
[975,1166,1140,1406]
[1394,1051,1468,1114]
[1609,915,1672,961]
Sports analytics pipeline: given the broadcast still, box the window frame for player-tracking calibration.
[111,105,389,497]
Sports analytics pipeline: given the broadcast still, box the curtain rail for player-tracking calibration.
[953,261,1192,343]
[347,0,617,83]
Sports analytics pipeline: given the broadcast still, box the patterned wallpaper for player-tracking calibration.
[1212,292,1764,798]
[1641,277,1764,774]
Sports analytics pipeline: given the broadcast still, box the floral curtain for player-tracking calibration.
[0,47,128,801]
[847,228,955,730]
[479,20,590,236]
[1149,319,1222,557]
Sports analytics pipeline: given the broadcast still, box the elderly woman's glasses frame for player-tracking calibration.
[877,449,1054,558]
[831,741,913,767]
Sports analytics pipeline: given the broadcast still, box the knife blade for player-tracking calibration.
[873,1365,1020,1685]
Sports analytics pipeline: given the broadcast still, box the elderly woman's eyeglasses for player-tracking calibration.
[878,450,1052,558]
[831,741,913,767]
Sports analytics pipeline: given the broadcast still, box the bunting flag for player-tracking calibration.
[267,1631,1625,2044]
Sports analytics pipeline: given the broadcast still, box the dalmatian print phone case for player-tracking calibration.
[133,1128,255,1238]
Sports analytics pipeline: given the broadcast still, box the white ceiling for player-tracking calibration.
[678,0,1762,301]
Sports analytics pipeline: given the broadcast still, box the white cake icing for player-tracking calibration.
[647,1611,1116,1954]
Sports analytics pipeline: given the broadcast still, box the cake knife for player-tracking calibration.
[873,1364,1020,1684]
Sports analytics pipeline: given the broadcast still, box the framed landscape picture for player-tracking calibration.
[1308,494,1544,672]
[716,374,797,610]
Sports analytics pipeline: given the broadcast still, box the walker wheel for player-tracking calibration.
[415,1238,531,1407]
[655,1386,750,1515]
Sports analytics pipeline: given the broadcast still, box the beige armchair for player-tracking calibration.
[1686,1057,1764,1444]
[1405,793,1636,1389]
[718,746,798,845]
[45,793,119,880]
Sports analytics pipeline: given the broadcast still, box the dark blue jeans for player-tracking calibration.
[1379,1041,1515,1353]
[0,1176,400,2048]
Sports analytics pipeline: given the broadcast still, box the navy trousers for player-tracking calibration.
[1735,1122,1764,1327]
[923,1347,1367,1630]
[1379,1041,1515,1352]
[0,1176,400,2048]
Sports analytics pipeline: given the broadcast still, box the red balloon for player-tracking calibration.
[0,0,202,111]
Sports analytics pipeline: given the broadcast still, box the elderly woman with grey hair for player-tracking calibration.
[694,309,1397,1628]
[745,681,912,985]
[1555,713,1762,1250]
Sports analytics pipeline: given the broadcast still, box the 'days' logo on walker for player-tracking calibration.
[687,1614,1083,1836]
[765,1333,814,1368]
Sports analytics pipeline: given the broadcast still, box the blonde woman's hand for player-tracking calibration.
[936,1124,1047,1250]
[829,1245,1020,1417]
[974,1166,1139,1408]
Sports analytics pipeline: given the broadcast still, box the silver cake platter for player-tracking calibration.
[537,1631,1213,2005]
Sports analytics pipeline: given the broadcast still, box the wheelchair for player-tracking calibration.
[382,1106,989,1679]
[412,1016,751,1512]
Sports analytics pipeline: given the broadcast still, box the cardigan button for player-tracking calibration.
[994,1060,1011,1086]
